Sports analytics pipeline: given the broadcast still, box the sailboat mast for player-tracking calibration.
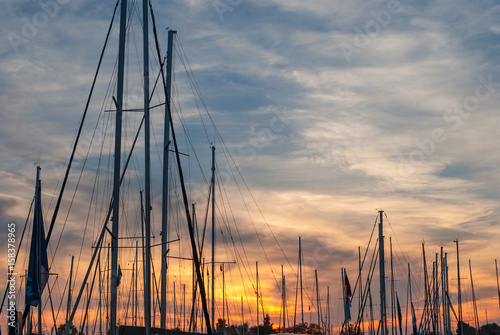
[445,253,451,335]
[359,246,363,335]
[379,210,387,335]
[434,253,439,335]
[99,256,102,335]
[174,281,177,328]
[441,248,446,335]
[223,264,225,325]
[110,0,128,333]
[407,264,411,335]
[496,259,500,313]
[327,286,330,335]
[299,236,304,327]
[135,240,138,326]
[390,237,394,335]
[282,265,286,333]
[142,0,152,333]
[65,255,74,330]
[36,166,42,335]
[315,269,320,328]
[191,203,197,333]
[469,260,479,334]
[422,243,429,334]
[183,284,186,331]
[211,145,216,331]
[257,261,260,335]
[161,28,176,331]
[455,240,463,335]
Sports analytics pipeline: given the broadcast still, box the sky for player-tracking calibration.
[1,0,500,333]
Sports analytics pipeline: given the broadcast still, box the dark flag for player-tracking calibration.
[25,176,49,307]
[344,269,352,322]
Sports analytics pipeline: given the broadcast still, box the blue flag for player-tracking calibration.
[25,178,49,307]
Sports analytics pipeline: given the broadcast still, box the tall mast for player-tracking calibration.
[65,255,74,330]
[183,284,186,331]
[211,145,216,331]
[455,240,463,335]
[161,28,176,330]
[369,287,374,335]
[445,253,451,335]
[191,203,197,333]
[434,253,439,335]
[327,286,330,335]
[99,256,102,335]
[441,248,446,335]
[422,243,429,334]
[110,0,127,333]
[299,236,304,327]
[174,281,177,328]
[36,166,42,335]
[241,297,245,334]
[315,269,320,328]
[496,259,500,313]
[223,264,225,326]
[257,261,260,335]
[390,237,394,335]
[407,264,411,335]
[107,242,110,333]
[143,0,152,333]
[135,240,138,326]
[282,265,286,333]
[379,210,387,335]
[342,268,346,329]
[359,246,363,335]
[469,260,479,334]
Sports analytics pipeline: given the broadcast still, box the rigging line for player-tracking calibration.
[48,35,120,273]
[171,79,209,186]
[0,197,33,314]
[174,36,212,145]
[198,184,212,257]
[384,212,415,276]
[354,239,380,328]
[66,89,156,329]
[214,169,255,295]
[72,127,109,302]
[78,248,100,334]
[151,252,162,322]
[53,275,69,331]
[45,0,119,245]
[215,172,257,300]
[351,214,379,299]
[92,108,115,243]
[51,94,110,282]
[46,281,58,335]
[218,154,281,292]
[220,143,295,282]
[174,34,291,291]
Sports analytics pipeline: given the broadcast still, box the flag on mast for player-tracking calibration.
[343,269,352,323]
[25,175,49,307]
